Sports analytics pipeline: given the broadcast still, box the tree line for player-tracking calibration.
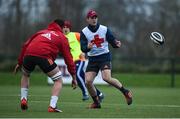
[0,0,180,59]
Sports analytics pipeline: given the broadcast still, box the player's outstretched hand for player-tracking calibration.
[71,75,77,89]
[13,64,20,75]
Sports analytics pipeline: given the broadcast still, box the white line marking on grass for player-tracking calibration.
[0,94,50,97]
[31,100,180,108]
[136,104,180,108]
[1,94,180,108]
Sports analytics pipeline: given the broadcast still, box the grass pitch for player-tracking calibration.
[0,86,180,118]
[0,72,180,118]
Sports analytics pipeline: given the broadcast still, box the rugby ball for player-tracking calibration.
[150,32,165,45]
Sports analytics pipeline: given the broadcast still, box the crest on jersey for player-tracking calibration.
[91,34,104,47]
[41,33,51,40]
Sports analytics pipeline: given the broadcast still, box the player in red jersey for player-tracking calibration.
[14,19,77,112]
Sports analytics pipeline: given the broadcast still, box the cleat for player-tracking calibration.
[21,98,28,110]
[88,103,101,109]
[123,90,133,105]
[48,106,62,112]
[98,93,104,102]
[82,95,89,101]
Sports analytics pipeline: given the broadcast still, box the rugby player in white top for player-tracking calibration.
[80,10,133,109]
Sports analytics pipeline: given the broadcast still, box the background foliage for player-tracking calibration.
[0,0,180,73]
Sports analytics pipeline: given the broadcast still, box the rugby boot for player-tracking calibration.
[21,98,28,110]
[89,102,101,109]
[48,106,62,112]
[123,90,133,105]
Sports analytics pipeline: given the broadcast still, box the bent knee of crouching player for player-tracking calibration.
[49,70,62,81]
[46,66,63,81]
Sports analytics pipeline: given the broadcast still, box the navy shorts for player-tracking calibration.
[22,55,57,73]
[86,61,112,73]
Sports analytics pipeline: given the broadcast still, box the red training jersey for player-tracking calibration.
[18,22,75,75]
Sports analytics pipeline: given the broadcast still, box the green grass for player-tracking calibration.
[1,72,180,87]
[0,86,180,118]
[113,73,180,88]
[0,72,180,118]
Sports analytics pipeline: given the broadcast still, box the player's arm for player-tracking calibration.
[80,31,91,53]
[59,38,77,89]
[14,42,28,74]
[59,38,76,75]
[17,43,28,66]
[14,34,38,74]
[106,28,121,48]
[14,37,32,74]
[18,33,38,66]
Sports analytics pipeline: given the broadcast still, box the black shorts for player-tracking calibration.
[86,61,112,73]
[22,55,57,73]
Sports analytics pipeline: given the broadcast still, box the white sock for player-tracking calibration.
[50,96,58,108]
[21,88,28,100]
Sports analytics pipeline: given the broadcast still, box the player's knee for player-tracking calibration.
[85,78,93,85]
[53,78,63,84]
[21,67,30,77]
[102,76,111,82]
[50,71,62,81]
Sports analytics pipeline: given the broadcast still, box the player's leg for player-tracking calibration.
[75,61,89,101]
[85,71,101,108]
[85,71,97,97]
[46,66,63,112]
[101,69,132,105]
[20,73,30,110]
[20,56,36,110]
[20,74,29,101]
[38,58,63,112]
[101,69,123,88]
[100,62,132,105]
[85,61,101,108]
[95,86,104,102]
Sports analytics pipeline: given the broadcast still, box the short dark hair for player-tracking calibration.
[54,19,64,28]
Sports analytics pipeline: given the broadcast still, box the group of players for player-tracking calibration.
[14,10,133,112]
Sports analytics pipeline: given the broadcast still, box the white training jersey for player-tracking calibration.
[82,25,109,56]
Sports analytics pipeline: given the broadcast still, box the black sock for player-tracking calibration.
[119,86,127,94]
[95,86,101,96]
[92,96,99,104]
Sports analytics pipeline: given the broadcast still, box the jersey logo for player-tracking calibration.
[41,33,51,40]
[50,31,59,36]
[91,34,104,47]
